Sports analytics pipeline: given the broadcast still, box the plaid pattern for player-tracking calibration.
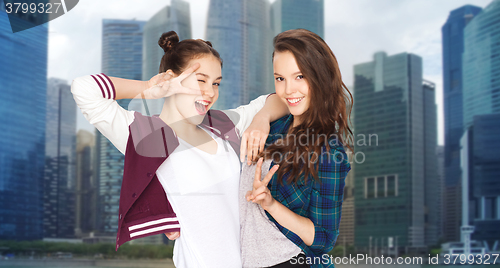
[265,114,351,268]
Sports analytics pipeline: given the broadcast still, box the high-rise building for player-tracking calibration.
[206,0,274,110]
[460,114,500,248]
[270,0,324,38]
[441,4,482,242]
[423,80,439,247]
[462,0,500,130]
[75,130,96,237]
[460,0,500,249]
[140,0,191,116]
[43,78,77,238]
[0,4,48,240]
[436,145,445,241]
[97,19,146,235]
[353,52,437,252]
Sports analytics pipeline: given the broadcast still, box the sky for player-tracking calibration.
[47,0,494,145]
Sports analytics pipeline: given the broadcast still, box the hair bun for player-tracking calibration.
[159,31,180,52]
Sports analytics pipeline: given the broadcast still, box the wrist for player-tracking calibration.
[265,197,278,213]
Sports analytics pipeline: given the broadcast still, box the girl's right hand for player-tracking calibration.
[164,231,180,240]
[145,63,202,98]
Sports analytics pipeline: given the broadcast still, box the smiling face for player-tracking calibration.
[273,50,310,123]
[169,55,222,125]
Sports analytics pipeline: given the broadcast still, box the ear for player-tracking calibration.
[166,69,175,76]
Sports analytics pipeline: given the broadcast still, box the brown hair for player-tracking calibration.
[158,31,222,74]
[262,29,354,185]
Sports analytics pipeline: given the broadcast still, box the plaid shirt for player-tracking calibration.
[265,114,351,268]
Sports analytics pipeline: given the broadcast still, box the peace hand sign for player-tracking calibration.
[145,63,203,99]
[245,158,279,211]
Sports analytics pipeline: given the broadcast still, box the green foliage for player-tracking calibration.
[0,240,173,259]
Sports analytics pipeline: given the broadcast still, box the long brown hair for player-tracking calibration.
[263,29,354,185]
[158,31,222,74]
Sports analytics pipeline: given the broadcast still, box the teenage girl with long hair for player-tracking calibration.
[240,29,353,268]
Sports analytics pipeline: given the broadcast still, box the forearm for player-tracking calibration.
[109,76,149,100]
[266,200,315,246]
[255,94,289,122]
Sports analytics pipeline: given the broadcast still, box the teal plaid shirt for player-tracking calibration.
[265,114,351,268]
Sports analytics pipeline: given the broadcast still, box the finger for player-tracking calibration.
[176,62,201,82]
[247,135,257,165]
[245,190,253,201]
[253,158,264,187]
[262,164,279,186]
[252,192,269,203]
[259,134,267,156]
[250,136,260,162]
[240,132,248,163]
[250,185,270,199]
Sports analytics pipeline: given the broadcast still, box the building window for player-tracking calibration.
[365,174,398,199]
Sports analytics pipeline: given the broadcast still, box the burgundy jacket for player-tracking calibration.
[115,110,241,250]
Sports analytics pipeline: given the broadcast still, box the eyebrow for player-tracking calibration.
[196,73,222,80]
[274,71,302,76]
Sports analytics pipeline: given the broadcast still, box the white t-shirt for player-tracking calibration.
[156,125,241,268]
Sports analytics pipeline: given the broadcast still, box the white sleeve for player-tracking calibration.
[71,74,135,155]
[222,94,269,136]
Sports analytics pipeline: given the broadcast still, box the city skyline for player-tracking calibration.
[46,0,493,145]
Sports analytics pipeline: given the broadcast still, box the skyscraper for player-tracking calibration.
[353,52,437,252]
[460,114,500,248]
[271,0,324,38]
[441,4,482,242]
[460,0,500,249]
[141,0,191,116]
[206,0,274,110]
[43,78,77,238]
[0,3,48,240]
[75,130,96,237]
[462,0,500,129]
[423,80,439,247]
[97,19,146,235]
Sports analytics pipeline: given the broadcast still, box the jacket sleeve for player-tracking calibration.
[71,74,135,155]
[222,94,269,135]
[308,144,351,255]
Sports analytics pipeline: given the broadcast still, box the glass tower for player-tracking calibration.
[463,0,500,130]
[43,78,77,238]
[140,0,191,116]
[206,0,274,110]
[271,0,324,38]
[461,114,500,248]
[97,19,146,235]
[441,5,482,242]
[461,0,500,248]
[353,52,436,251]
[0,2,48,240]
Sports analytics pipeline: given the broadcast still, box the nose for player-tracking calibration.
[201,83,215,98]
[284,80,297,95]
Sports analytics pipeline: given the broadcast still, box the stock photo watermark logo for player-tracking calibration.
[3,0,78,33]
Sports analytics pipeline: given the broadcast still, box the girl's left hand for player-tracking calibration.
[245,158,279,211]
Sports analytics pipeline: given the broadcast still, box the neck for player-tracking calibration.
[292,115,303,128]
[159,97,199,136]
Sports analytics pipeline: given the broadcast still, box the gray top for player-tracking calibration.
[239,159,302,268]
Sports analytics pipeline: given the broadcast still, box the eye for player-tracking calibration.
[198,80,206,83]
[213,82,220,86]
[296,75,304,80]
[275,77,284,82]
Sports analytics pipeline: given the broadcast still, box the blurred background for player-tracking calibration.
[0,0,499,267]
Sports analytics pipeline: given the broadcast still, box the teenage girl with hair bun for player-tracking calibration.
[71,30,288,268]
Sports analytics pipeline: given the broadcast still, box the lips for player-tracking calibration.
[194,100,211,115]
[286,96,304,106]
